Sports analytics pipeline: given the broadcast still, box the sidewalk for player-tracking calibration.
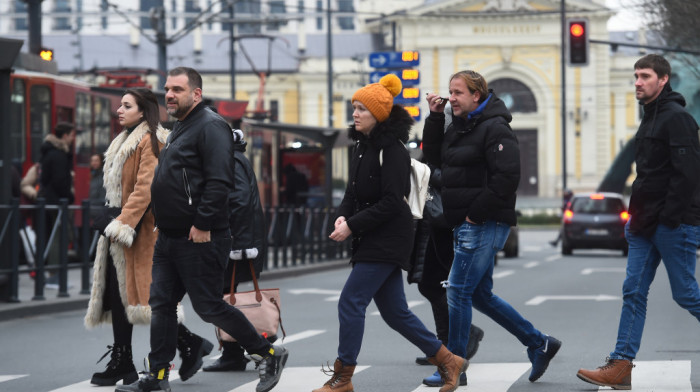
[0,259,352,323]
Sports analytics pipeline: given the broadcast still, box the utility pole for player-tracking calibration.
[26,0,43,55]
[560,0,568,191]
[326,0,333,128]
[229,3,236,99]
[154,1,167,88]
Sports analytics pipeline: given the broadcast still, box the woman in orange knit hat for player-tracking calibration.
[314,75,468,392]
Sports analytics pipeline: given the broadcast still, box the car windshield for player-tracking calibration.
[571,197,625,214]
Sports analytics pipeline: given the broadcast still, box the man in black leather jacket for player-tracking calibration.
[117,67,287,392]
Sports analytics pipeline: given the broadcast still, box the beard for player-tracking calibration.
[167,95,195,119]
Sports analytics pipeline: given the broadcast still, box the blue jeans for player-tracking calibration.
[337,261,442,365]
[148,231,270,370]
[447,221,544,358]
[611,222,700,360]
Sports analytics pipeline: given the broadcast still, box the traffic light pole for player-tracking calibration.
[560,0,568,191]
[27,0,43,55]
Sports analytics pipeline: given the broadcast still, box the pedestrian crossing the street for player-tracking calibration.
[2,360,693,392]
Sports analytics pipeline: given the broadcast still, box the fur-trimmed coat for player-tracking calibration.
[85,122,168,328]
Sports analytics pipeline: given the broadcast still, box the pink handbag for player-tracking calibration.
[216,260,285,343]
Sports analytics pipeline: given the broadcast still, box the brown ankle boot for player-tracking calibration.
[427,345,469,392]
[312,359,356,392]
[577,358,634,390]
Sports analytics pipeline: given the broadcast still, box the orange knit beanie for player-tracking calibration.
[351,74,402,122]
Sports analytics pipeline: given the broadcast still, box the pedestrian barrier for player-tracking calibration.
[0,199,351,303]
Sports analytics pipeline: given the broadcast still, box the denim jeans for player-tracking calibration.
[611,222,700,360]
[446,220,544,358]
[148,230,270,370]
[337,261,442,366]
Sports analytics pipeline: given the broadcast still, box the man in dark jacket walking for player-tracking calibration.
[577,54,700,390]
[423,70,560,385]
[117,67,287,392]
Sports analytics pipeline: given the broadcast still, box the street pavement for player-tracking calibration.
[2,228,700,392]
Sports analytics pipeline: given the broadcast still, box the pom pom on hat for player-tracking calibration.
[352,74,403,122]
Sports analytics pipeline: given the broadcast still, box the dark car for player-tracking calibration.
[561,192,629,256]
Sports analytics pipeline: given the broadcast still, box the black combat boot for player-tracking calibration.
[176,324,214,381]
[90,344,138,386]
[115,366,171,392]
[203,341,250,372]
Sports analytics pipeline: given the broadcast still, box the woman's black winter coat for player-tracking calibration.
[337,105,415,271]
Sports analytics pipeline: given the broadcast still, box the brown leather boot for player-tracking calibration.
[427,345,469,392]
[576,358,634,390]
[312,358,355,392]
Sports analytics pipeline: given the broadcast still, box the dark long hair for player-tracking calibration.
[123,88,161,158]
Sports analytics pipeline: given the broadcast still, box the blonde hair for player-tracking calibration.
[450,70,488,103]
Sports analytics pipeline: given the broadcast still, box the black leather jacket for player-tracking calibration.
[151,103,235,233]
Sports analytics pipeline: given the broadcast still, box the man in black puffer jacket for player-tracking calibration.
[422,70,560,385]
[119,67,287,392]
[577,54,700,390]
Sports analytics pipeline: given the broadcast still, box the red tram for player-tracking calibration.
[9,70,247,208]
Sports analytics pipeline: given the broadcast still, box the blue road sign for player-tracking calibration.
[368,51,420,69]
[369,70,420,86]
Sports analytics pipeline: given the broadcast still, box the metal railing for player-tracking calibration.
[0,198,351,303]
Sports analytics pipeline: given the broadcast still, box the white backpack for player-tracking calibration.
[379,148,431,219]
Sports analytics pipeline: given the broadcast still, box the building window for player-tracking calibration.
[141,0,159,30]
[171,0,177,29]
[337,0,354,30]
[316,0,323,30]
[53,0,72,31]
[185,0,201,26]
[13,0,27,31]
[267,1,286,31]
[346,99,353,124]
[238,0,261,34]
[101,0,108,29]
[489,78,537,113]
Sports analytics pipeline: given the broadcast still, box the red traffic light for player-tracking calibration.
[570,23,585,37]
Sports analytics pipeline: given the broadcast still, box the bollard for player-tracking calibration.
[33,198,46,301]
[57,198,69,298]
[80,200,91,295]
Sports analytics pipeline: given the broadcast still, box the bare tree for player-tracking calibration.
[625,0,700,77]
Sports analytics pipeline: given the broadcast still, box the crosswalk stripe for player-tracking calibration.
[0,375,27,383]
[370,300,425,316]
[48,372,181,391]
[411,363,531,392]
[601,360,692,392]
[210,330,326,360]
[493,270,514,279]
[227,366,370,392]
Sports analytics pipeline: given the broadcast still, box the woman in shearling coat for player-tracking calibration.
[316,75,467,392]
[85,88,211,386]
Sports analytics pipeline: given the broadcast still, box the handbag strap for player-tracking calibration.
[229,257,263,305]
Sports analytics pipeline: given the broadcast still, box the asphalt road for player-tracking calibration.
[1,228,698,392]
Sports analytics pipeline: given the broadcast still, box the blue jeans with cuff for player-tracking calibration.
[611,222,700,360]
[446,220,545,358]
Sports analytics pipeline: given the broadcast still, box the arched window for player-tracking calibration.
[489,78,537,113]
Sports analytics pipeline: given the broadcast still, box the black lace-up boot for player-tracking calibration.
[90,344,138,386]
[176,324,214,381]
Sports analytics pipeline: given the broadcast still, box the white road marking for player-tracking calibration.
[525,294,620,305]
[593,360,691,392]
[288,288,342,302]
[48,373,181,391]
[411,363,531,392]
[545,254,561,262]
[0,375,27,383]
[493,270,514,279]
[581,267,626,275]
[227,366,370,392]
[523,261,540,268]
[370,300,425,316]
[209,330,326,360]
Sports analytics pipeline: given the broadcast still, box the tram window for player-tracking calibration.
[94,97,111,156]
[75,92,92,166]
[10,78,26,163]
[30,85,51,164]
